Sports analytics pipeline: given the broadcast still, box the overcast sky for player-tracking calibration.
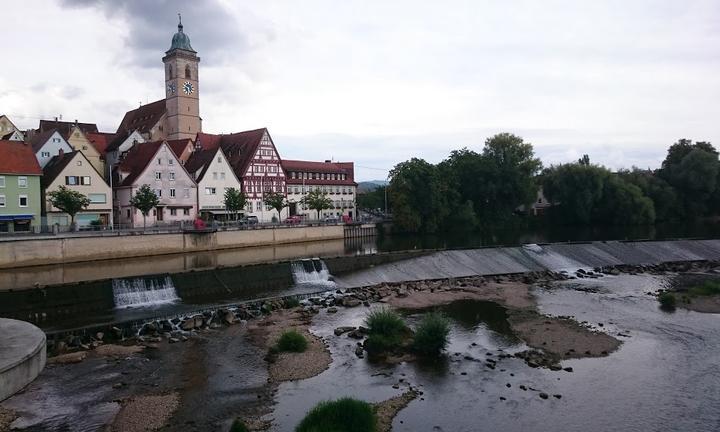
[1,0,719,181]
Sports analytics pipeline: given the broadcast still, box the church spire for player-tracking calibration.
[178,13,183,32]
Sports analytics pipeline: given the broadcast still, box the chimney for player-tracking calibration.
[58,148,64,157]
[74,119,78,126]
[54,116,58,122]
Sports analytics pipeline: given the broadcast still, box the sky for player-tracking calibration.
[1,0,719,181]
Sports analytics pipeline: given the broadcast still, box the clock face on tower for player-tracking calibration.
[166,82,176,95]
[183,81,194,95]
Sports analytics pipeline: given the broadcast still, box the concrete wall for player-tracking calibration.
[0,318,46,402]
[0,224,345,269]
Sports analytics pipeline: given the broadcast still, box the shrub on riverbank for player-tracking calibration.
[230,419,249,432]
[413,312,451,356]
[658,292,677,310]
[688,280,720,297]
[296,398,376,432]
[283,297,301,308]
[276,330,308,353]
[364,309,408,354]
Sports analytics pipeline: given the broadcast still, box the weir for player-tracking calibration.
[112,276,180,308]
[291,259,334,286]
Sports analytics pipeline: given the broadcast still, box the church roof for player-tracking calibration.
[167,18,195,53]
[196,128,269,180]
[115,99,166,136]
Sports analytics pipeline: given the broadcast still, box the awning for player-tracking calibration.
[0,215,35,221]
[202,210,238,215]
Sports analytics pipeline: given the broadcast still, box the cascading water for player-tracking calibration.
[291,259,335,286]
[112,275,180,308]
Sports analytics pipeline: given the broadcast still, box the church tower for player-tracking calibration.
[163,15,201,140]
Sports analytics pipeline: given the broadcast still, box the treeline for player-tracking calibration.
[369,135,719,233]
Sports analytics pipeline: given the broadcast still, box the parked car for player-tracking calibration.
[240,215,259,225]
[323,215,340,223]
[284,215,302,224]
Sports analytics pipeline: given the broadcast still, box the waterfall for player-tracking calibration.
[112,276,180,308]
[291,259,335,286]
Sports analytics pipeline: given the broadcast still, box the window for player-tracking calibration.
[0,176,4,188]
[83,176,91,186]
[52,138,61,143]
[185,64,192,79]
[217,156,222,163]
[18,195,28,207]
[157,158,162,165]
[170,208,177,216]
[169,159,174,165]
[77,160,82,166]
[0,195,5,207]
[213,172,218,180]
[205,187,216,195]
[88,193,106,204]
[183,188,190,198]
[18,177,27,188]
[155,172,162,180]
[41,151,50,158]
[169,172,175,181]
[126,209,130,218]
[155,189,162,197]
[82,145,87,150]
[220,172,226,180]
[183,208,190,216]
[256,201,262,211]
[170,188,176,198]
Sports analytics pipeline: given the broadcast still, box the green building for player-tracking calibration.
[0,140,43,233]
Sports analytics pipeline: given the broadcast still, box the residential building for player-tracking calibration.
[28,129,73,168]
[115,18,201,142]
[185,146,242,220]
[104,130,145,171]
[0,115,23,140]
[2,130,23,141]
[282,160,358,220]
[42,151,112,227]
[195,128,287,222]
[34,119,106,177]
[0,140,43,232]
[113,140,197,227]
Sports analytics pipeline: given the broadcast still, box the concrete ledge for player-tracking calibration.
[0,318,46,402]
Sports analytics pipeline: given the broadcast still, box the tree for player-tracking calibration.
[389,158,450,233]
[597,175,656,225]
[263,190,287,222]
[223,187,247,221]
[302,188,334,220]
[130,184,160,229]
[543,163,609,224]
[618,168,681,221]
[47,185,91,231]
[659,139,719,218]
[356,186,386,212]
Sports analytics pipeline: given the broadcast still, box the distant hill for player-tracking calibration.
[357,180,388,193]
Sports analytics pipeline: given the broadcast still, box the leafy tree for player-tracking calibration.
[597,175,656,225]
[263,190,287,222]
[448,200,479,230]
[47,185,91,230]
[130,184,160,229]
[223,187,247,221]
[302,188,334,219]
[543,163,609,224]
[389,158,450,233]
[659,139,719,218]
[356,186,386,212]
[618,168,681,221]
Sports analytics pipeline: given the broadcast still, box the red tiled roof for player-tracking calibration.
[115,141,164,187]
[86,132,115,156]
[166,138,193,161]
[116,99,166,136]
[196,128,268,180]
[38,119,98,140]
[282,159,356,185]
[0,140,43,175]
[184,147,219,183]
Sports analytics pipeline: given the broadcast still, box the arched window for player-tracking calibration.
[185,64,191,79]
[168,64,173,78]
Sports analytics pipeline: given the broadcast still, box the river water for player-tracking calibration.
[270,274,720,431]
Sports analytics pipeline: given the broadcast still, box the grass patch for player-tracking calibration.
[688,280,720,297]
[284,297,301,308]
[364,308,408,355]
[296,398,376,432]
[413,312,451,356]
[276,330,308,353]
[230,419,249,432]
[658,292,676,310]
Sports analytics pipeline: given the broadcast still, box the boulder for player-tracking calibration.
[334,326,356,336]
[180,318,195,331]
[343,298,361,307]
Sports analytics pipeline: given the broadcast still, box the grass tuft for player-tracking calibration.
[230,418,249,432]
[296,398,376,432]
[276,329,308,353]
[413,312,451,356]
[658,292,677,310]
[688,280,720,297]
[284,297,301,308]
[364,308,408,355]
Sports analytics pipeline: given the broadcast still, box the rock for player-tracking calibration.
[95,332,104,341]
[180,318,195,331]
[347,329,365,339]
[327,307,338,314]
[553,394,562,399]
[519,385,527,391]
[193,315,205,328]
[355,345,364,358]
[169,337,180,343]
[139,322,157,336]
[343,298,361,307]
[334,326,356,336]
[563,367,573,373]
[539,392,549,400]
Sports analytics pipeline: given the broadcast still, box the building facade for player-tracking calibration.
[42,151,112,227]
[282,160,357,220]
[0,140,43,232]
[29,130,74,168]
[114,140,197,227]
[185,146,243,219]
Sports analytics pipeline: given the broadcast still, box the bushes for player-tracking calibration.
[688,280,720,297]
[284,297,301,308]
[364,309,408,355]
[230,419,249,432]
[413,312,450,355]
[296,398,376,432]
[276,330,308,353]
[658,292,677,310]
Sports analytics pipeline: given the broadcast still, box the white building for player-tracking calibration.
[28,130,74,168]
[184,146,243,219]
[282,160,357,220]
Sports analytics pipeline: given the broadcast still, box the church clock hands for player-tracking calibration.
[183,81,194,95]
